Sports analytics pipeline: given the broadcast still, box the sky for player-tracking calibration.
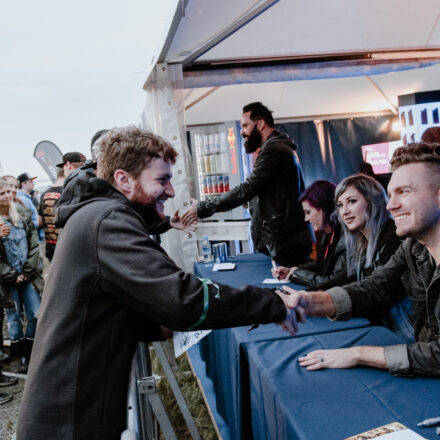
[1,0,177,186]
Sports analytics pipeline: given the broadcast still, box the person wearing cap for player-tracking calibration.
[16,172,43,241]
[57,151,86,178]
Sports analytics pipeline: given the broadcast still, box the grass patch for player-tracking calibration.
[150,343,218,440]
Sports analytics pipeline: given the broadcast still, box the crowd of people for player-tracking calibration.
[0,103,439,439]
[0,152,87,405]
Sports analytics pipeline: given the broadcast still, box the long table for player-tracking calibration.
[189,253,440,440]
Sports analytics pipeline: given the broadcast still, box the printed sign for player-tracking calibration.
[173,330,212,358]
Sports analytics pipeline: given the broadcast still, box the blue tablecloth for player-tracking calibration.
[246,326,440,440]
[192,253,371,439]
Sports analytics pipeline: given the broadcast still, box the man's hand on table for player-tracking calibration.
[298,346,387,371]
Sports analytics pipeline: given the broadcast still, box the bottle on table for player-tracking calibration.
[202,235,212,263]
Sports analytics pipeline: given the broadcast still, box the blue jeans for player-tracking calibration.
[6,282,41,341]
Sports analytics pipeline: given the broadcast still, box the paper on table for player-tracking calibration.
[173,330,212,358]
[212,263,236,271]
[345,422,426,440]
[262,278,290,284]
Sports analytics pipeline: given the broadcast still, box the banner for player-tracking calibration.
[33,141,63,183]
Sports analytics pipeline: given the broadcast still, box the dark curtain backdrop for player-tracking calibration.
[277,115,401,186]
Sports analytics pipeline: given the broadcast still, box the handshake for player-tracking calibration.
[275,286,310,335]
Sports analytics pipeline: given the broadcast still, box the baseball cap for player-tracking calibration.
[56,152,87,168]
[17,172,37,184]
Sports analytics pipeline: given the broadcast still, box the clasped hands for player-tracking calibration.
[274,286,309,335]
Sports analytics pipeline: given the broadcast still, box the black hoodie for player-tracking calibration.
[17,170,286,440]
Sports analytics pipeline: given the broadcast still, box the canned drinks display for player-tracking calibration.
[217,175,224,193]
[202,177,208,194]
[223,174,230,192]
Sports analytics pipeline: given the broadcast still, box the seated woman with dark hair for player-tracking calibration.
[272,180,346,289]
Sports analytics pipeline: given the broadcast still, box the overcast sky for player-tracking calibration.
[1,0,177,185]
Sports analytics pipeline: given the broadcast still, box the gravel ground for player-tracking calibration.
[0,371,24,440]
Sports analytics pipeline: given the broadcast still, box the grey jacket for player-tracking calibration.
[18,172,286,440]
[328,238,440,376]
[197,130,314,257]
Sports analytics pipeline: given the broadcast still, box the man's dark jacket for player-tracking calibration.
[329,238,440,376]
[17,171,286,440]
[197,130,314,258]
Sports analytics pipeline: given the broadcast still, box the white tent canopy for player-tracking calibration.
[142,0,440,268]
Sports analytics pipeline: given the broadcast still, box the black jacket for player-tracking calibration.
[313,218,401,291]
[291,225,346,289]
[197,130,314,257]
[329,239,440,376]
[17,171,286,440]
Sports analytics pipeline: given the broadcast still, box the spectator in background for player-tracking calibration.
[16,172,43,241]
[0,218,19,404]
[56,151,86,178]
[91,128,109,162]
[421,126,440,144]
[38,167,65,261]
[0,178,43,373]
[272,180,346,289]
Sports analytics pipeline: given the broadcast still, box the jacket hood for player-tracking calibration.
[55,167,156,228]
[264,129,297,150]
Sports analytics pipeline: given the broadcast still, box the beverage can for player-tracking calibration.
[214,133,221,151]
[218,242,227,262]
[212,175,218,193]
[207,176,213,194]
[199,156,206,174]
[210,155,217,173]
[217,175,224,193]
[208,134,214,152]
[215,154,223,172]
[223,175,230,192]
[213,244,221,263]
[203,135,210,153]
[204,156,211,173]
[202,177,208,194]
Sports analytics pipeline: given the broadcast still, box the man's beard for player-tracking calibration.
[244,125,262,154]
[131,180,164,223]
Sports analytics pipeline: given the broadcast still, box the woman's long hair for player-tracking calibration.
[0,178,20,227]
[335,174,390,277]
[298,180,337,231]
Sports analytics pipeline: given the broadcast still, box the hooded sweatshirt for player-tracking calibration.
[17,169,286,440]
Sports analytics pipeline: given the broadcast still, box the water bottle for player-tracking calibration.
[202,235,212,262]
